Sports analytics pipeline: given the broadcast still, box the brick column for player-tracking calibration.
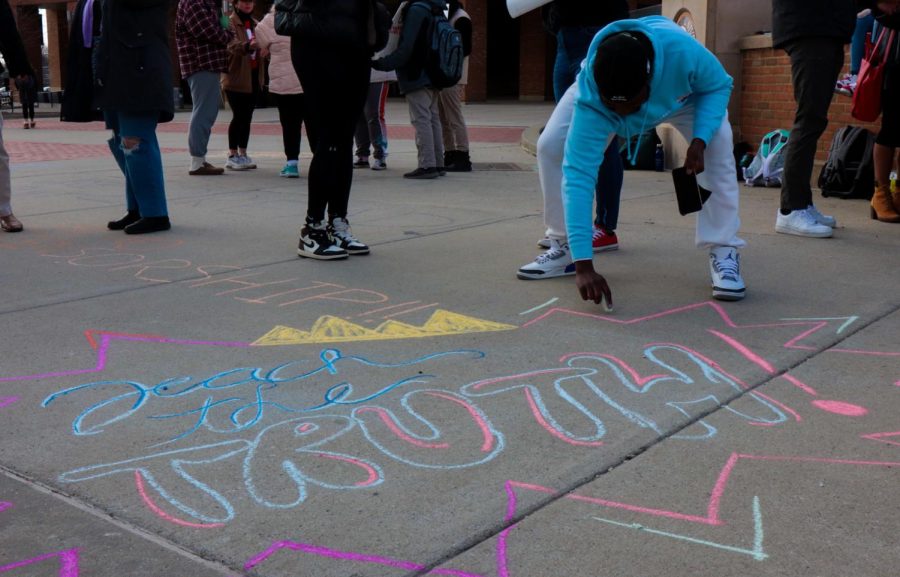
[13,5,42,86]
[465,0,487,102]
[517,9,545,101]
[45,4,69,90]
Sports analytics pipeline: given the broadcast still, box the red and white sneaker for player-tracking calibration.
[591,226,618,252]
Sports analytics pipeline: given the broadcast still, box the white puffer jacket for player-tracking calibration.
[255,10,303,95]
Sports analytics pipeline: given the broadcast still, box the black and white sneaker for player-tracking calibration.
[329,217,370,255]
[298,221,348,260]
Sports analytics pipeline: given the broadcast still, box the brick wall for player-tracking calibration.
[739,44,881,164]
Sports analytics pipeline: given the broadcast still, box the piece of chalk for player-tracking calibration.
[602,298,613,313]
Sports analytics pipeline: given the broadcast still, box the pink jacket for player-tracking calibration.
[255,11,303,95]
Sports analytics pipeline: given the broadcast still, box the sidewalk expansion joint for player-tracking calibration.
[0,463,239,575]
[406,300,900,577]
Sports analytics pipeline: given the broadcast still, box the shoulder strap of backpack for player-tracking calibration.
[824,126,852,169]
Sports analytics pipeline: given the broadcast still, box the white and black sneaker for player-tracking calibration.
[329,217,370,255]
[709,245,745,301]
[517,239,576,280]
[298,220,348,260]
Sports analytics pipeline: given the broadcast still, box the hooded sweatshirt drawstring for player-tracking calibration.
[624,105,651,167]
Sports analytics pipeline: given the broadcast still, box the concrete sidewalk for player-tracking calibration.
[1,100,898,577]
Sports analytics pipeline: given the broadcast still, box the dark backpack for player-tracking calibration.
[413,2,463,89]
[818,126,875,200]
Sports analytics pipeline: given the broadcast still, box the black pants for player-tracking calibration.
[292,41,370,222]
[20,94,34,122]
[781,37,845,211]
[275,93,305,161]
[224,90,255,150]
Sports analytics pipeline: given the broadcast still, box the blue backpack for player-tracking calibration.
[413,2,463,89]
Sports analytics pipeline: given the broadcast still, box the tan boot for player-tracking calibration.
[892,186,900,214]
[870,184,900,223]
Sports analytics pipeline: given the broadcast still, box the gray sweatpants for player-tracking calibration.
[406,87,444,169]
[186,71,222,159]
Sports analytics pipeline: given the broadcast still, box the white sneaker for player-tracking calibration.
[807,204,836,228]
[709,246,745,301]
[775,208,833,238]
[240,155,257,169]
[517,239,575,280]
[226,155,249,171]
[329,217,370,255]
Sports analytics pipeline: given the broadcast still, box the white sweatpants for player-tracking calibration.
[537,85,745,249]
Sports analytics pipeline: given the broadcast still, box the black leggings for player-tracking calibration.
[224,90,255,150]
[292,41,370,222]
[20,94,34,122]
[276,93,305,161]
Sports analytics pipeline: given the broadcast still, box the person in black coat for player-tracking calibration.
[14,73,36,128]
[94,0,174,234]
[0,0,34,232]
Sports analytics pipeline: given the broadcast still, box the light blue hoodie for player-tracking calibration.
[563,16,733,262]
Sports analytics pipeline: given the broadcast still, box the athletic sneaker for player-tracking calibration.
[329,217,370,255]
[538,226,619,253]
[807,204,836,228]
[591,226,619,252]
[354,156,370,168]
[280,164,300,178]
[240,155,257,169]
[517,239,575,280]
[298,221,348,260]
[226,155,249,171]
[775,208,833,238]
[834,73,857,97]
[709,246,745,301]
[371,158,387,171]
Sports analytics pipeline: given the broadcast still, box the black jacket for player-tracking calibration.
[373,0,446,94]
[93,0,174,122]
[283,0,372,55]
[771,0,857,48]
[61,0,103,122]
[0,0,33,78]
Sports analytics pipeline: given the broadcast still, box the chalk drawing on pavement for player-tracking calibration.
[0,548,80,576]
[251,310,517,346]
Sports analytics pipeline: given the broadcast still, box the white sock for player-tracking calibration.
[191,156,205,171]
[287,160,298,166]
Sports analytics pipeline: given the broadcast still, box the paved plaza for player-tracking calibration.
[0,100,898,576]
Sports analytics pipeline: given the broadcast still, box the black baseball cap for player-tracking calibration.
[593,31,653,103]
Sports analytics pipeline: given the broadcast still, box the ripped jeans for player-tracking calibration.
[104,110,168,217]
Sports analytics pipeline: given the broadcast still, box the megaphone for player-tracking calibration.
[506,0,554,19]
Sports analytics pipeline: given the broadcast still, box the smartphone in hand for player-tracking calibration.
[672,167,712,215]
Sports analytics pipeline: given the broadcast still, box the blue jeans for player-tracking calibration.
[105,110,168,217]
[850,13,875,74]
[554,27,623,232]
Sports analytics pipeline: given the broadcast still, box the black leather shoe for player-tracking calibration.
[107,211,141,230]
[124,216,171,235]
